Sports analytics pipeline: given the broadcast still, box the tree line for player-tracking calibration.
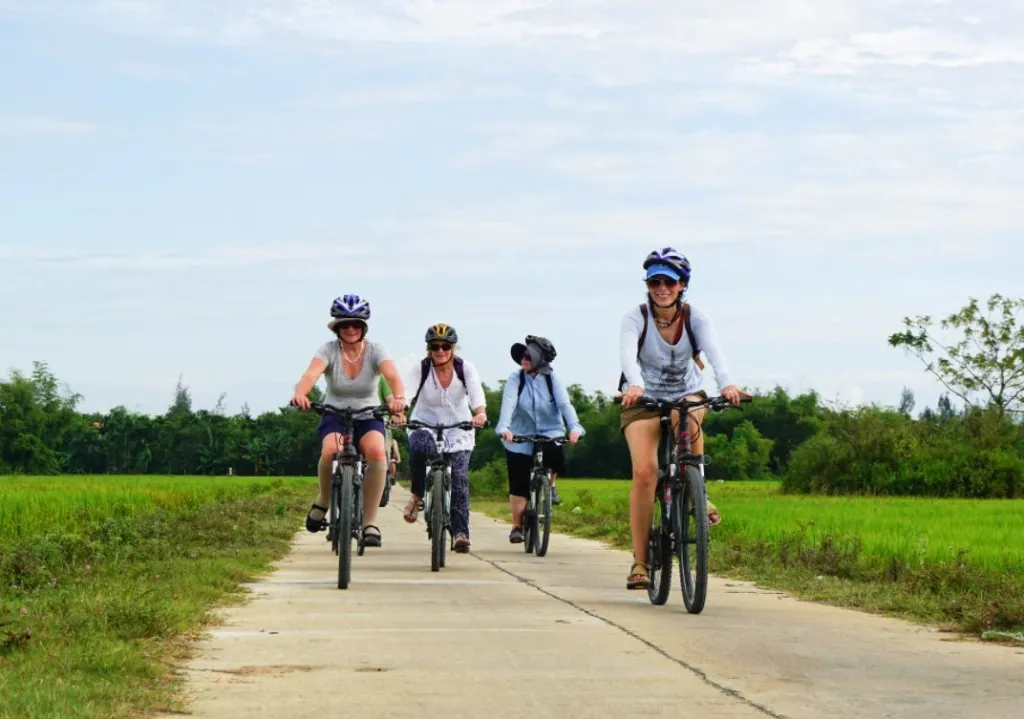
[2,294,1022,498]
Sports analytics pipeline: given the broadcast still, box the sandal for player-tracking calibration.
[305,503,328,533]
[362,525,381,547]
[627,561,651,590]
[707,500,722,527]
[403,497,421,524]
[453,534,471,553]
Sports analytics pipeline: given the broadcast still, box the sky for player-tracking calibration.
[2,1,1023,418]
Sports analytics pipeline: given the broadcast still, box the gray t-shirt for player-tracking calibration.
[314,340,392,410]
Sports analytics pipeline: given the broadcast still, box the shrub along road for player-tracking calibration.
[156,486,1023,719]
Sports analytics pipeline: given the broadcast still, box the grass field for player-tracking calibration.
[473,478,1024,638]
[0,475,313,719]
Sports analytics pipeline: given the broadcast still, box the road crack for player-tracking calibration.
[471,553,788,719]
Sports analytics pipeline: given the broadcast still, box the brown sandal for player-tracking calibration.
[707,500,722,527]
[403,496,421,523]
[626,561,651,590]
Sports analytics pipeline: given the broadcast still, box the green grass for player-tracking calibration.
[0,475,313,719]
[472,478,1024,639]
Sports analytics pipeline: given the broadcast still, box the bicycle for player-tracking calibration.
[309,401,390,590]
[508,434,568,558]
[400,418,488,571]
[616,393,750,613]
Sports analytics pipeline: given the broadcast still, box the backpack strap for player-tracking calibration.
[681,303,705,370]
[453,356,466,387]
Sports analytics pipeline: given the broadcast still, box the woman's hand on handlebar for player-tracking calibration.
[290,393,311,410]
[721,385,743,406]
[619,385,644,408]
[472,412,487,429]
[501,430,514,442]
[386,395,406,415]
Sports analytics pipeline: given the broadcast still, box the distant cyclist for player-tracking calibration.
[290,294,408,548]
[401,324,488,553]
[495,335,584,544]
[376,375,402,505]
[618,248,743,589]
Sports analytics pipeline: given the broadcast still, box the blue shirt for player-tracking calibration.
[494,369,586,455]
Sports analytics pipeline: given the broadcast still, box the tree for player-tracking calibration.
[889,294,1024,418]
[169,375,192,416]
[898,387,916,417]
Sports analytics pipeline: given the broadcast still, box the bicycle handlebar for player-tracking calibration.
[612,393,752,412]
[508,434,570,445]
[308,401,391,420]
[400,419,490,431]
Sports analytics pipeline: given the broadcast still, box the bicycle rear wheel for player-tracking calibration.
[338,465,355,589]
[534,471,552,557]
[647,480,672,605]
[675,464,709,613]
[430,469,445,572]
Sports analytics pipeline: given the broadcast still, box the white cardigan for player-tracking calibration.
[405,358,487,453]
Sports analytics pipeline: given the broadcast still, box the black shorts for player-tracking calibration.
[505,443,565,498]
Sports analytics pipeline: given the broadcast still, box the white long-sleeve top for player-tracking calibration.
[405,358,487,453]
[619,302,735,400]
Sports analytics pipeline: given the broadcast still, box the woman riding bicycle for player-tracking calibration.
[495,335,584,544]
[290,294,408,548]
[401,323,487,553]
[618,248,742,590]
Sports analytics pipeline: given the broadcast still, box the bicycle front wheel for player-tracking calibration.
[648,480,672,606]
[430,469,446,572]
[534,471,552,557]
[675,464,709,613]
[329,474,341,556]
[338,465,355,590]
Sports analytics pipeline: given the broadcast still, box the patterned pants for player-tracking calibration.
[409,429,473,537]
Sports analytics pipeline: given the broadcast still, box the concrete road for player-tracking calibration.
[157,486,1024,719]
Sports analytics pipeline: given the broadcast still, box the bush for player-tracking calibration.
[468,459,507,499]
[705,420,774,481]
[783,406,1024,498]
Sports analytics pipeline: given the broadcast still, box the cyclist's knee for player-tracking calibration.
[632,463,658,487]
[320,437,341,459]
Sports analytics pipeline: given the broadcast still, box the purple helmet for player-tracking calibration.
[643,247,691,282]
[330,294,371,321]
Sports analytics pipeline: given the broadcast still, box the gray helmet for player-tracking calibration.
[425,323,458,344]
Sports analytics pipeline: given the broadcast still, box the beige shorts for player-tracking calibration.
[620,391,708,433]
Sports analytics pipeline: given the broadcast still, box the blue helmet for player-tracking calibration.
[643,247,691,282]
[330,294,371,321]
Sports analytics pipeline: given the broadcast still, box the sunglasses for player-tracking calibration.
[645,276,679,289]
[429,342,452,352]
[336,320,364,330]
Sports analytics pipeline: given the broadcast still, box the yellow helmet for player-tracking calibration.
[425,323,458,344]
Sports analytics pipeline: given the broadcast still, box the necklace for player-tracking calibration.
[653,305,680,328]
[341,341,365,364]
